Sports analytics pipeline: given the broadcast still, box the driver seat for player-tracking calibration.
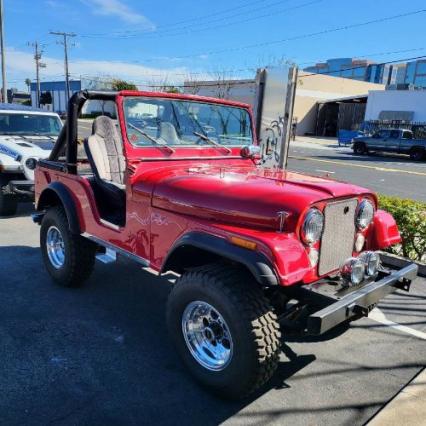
[84,116,126,210]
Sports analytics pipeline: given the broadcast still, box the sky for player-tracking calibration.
[4,0,426,90]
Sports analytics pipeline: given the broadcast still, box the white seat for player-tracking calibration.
[84,116,126,210]
[86,116,126,188]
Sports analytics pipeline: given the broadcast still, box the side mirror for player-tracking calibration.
[241,145,261,158]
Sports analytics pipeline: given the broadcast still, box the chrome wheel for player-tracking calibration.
[182,301,233,371]
[46,226,65,269]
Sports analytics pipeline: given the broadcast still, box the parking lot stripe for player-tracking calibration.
[369,308,426,340]
[289,156,426,177]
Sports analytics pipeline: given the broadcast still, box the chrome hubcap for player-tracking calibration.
[182,301,233,371]
[46,226,65,269]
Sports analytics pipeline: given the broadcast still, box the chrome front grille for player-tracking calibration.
[318,199,358,276]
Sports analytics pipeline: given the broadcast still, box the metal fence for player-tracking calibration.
[363,121,426,139]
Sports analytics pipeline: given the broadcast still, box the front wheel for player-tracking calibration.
[353,142,367,155]
[40,206,96,287]
[0,177,18,216]
[166,264,281,399]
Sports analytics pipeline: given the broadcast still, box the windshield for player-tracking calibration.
[123,97,253,148]
[0,112,62,136]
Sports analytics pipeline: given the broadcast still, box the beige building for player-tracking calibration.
[184,72,384,136]
[294,71,384,135]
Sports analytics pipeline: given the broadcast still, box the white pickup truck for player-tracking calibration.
[0,104,62,215]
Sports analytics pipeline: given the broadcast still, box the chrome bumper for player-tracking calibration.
[304,254,418,335]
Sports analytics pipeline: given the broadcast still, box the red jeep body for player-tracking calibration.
[34,90,400,286]
[33,90,417,399]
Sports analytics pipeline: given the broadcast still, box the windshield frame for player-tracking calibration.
[118,93,256,159]
[0,111,63,137]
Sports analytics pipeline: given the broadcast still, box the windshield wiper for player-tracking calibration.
[128,123,175,154]
[193,131,232,154]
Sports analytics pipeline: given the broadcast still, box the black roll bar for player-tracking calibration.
[49,90,118,174]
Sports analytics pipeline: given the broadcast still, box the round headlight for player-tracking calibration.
[301,208,324,244]
[356,199,374,230]
[25,157,38,170]
[340,257,365,286]
[359,251,380,277]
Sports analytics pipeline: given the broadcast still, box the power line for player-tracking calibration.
[81,0,276,38]
[141,0,323,40]
[72,54,426,89]
[128,47,426,79]
[148,8,426,61]
[81,0,310,39]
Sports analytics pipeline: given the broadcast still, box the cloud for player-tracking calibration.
[81,0,155,28]
[6,47,203,89]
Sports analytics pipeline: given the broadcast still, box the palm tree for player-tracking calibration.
[25,78,31,93]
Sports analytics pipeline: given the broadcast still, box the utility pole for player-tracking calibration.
[29,42,46,107]
[0,0,7,103]
[50,31,75,103]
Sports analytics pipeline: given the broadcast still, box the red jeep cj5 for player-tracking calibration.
[33,90,418,399]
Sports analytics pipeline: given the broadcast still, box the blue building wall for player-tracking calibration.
[30,80,82,113]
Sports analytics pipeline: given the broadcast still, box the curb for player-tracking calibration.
[367,368,426,426]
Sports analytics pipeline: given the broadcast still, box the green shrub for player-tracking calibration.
[378,194,426,263]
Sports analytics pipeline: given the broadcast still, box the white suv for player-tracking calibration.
[0,103,62,215]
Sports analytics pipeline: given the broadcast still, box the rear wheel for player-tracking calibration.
[0,176,18,216]
[410,148,425,161]
[40,206,96,287]
[167,264,281,399]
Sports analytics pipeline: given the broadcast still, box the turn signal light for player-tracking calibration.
[230,236,257,251]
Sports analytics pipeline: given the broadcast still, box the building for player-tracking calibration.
[30,80,82,113]
[184,71,384,136]
[403,59,426,88]
[304,58,376,81]
[30,78,114,114]
[365,90,426,122]
[184,79,256,104]
[304,57,426,89]
[295,72,384,136]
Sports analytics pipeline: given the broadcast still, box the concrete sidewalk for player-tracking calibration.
[294,136,339,146]
[368,368,426,425]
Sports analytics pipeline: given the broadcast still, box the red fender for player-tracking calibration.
[370,209,401,249]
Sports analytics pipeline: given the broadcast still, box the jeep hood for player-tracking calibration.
[136,164,372,231]
[0,136,54,180]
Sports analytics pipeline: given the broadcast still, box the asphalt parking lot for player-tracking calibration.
[288,138,426,202]
[1,205,425,425]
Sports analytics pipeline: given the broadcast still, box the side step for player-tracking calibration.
[96,248,117,264]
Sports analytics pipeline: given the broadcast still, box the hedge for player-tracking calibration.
[378,194,426,263]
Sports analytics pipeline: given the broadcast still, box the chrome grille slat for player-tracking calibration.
[318,199,358,276]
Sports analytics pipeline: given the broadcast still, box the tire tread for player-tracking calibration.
[168,263,281,398]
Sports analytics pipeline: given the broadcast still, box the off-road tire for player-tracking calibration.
[166,264,281,399]
[0,177,18,216]
[40,206,96,287]
[353,142,367,155]
[410,148,425,161]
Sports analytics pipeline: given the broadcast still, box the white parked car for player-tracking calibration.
[0,103,62,215]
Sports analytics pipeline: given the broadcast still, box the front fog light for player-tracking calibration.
[340,257,365,286]
[359,251,380,276]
